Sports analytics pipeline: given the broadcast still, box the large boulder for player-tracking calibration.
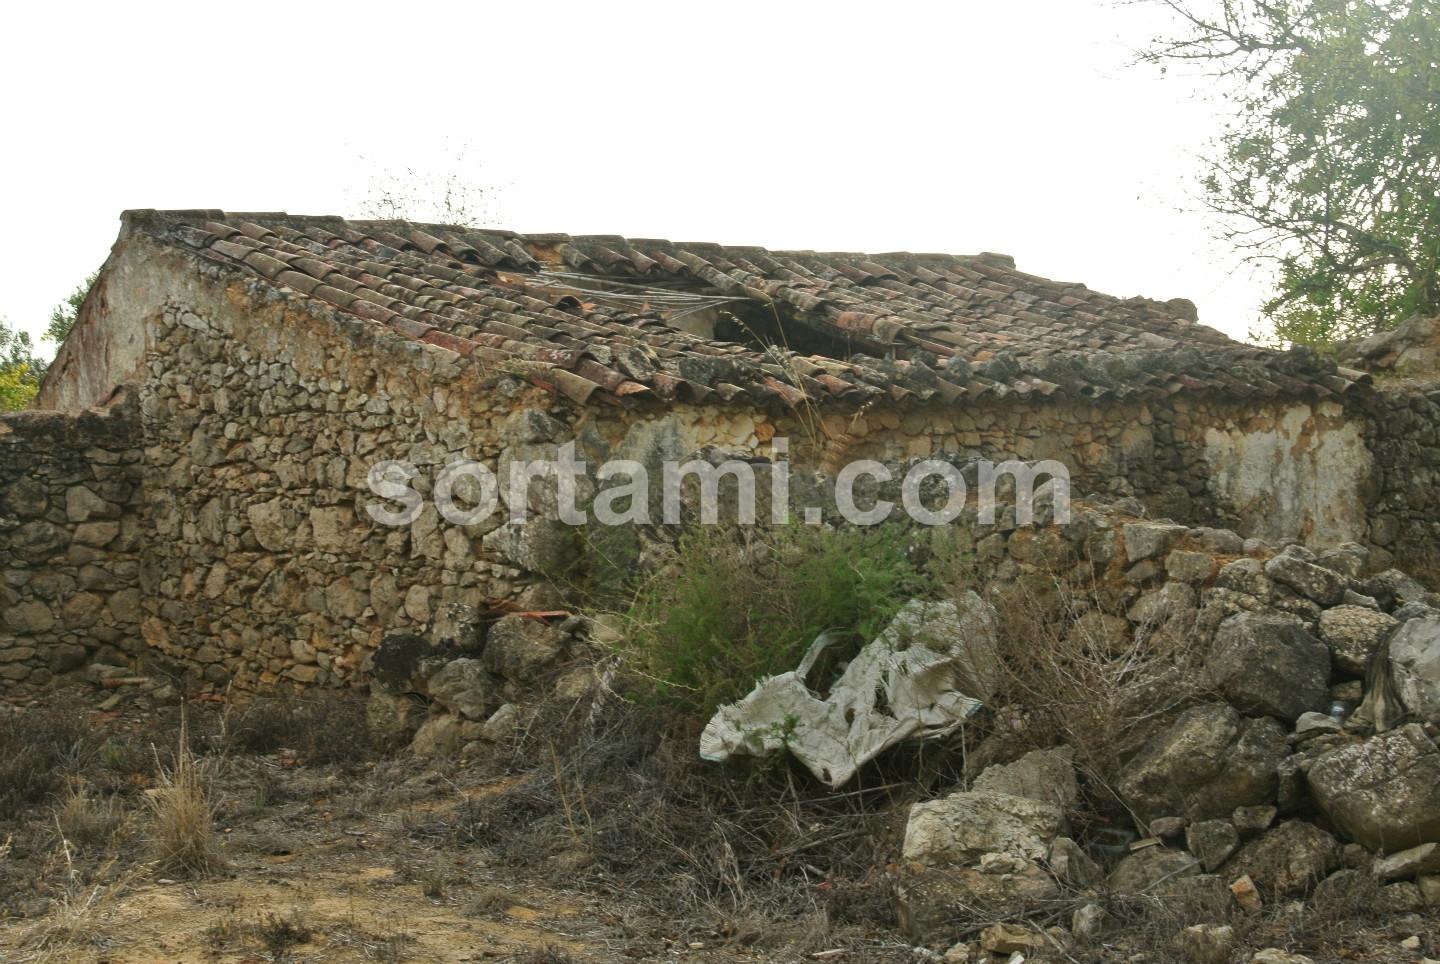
[1180,924,1236,964]
[1167,550,1217,584]
[1362,569,1436,611]
[1106,850,1231,923]
[365,690,424,748]
[1264,546,1348,606]
[1316,543,1369,578]
[1339,313,1440,373]
[1106,846,1199,894]
[1389,615,1440,722]
[1374,842,1440,881]
[1307,724,1440,852]
[1048,836,1103,888]
[1186,819,1241,872]
[1116,703,1289,824]
[972,746,1078,811]
[1194,526,1245,554]
[1215,558,1274,599]
[1221,820,1340,898]
[1123,522,1189,563]
[1319,606,1399,677]
[1127,581,1198,626]
[482,614,567,684]
[898,789,1066,941]
[425,658,497,720]
[482,517,578,573]
[409,714,485,758]
[903,790,1065,866]
[1205,613,1330,721]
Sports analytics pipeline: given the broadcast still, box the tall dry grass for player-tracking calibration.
[146,715,223,876]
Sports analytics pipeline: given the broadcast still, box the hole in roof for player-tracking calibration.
[529,263,861,360]
[715,300,857,360]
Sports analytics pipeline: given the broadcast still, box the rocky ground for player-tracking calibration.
[0,676,1434,962]
[5,512,1440,962]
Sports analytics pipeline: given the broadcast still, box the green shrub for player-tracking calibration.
[610,524,927,716]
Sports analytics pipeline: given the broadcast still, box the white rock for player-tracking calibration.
[1390,616,1440,722]
[903,791,1065,866]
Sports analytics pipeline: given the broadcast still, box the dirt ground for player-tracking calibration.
[2,683,1436,964]
[0,686,913,964]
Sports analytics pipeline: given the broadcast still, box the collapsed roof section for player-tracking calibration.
[119,209,1368,409]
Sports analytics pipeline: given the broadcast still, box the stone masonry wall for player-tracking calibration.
[1365,382,1440,574]
[0,394,145,687]
[17,237,1376,693]
[136,283,549,691]
[130,267,1372,690]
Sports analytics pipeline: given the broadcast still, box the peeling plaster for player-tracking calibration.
[1203,401,1372,546]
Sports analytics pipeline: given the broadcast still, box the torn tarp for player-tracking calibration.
[699,593,1001,788]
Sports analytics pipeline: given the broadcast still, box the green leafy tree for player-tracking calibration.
[44,273,96,345]
[0,319,42,411]
[1143,0,1440,345]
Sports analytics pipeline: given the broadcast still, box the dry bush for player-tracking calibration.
[13,833,134,961]
[324,919,413,962]
[0,705,93,812]
[222,690,377,765]
[425,686,917,933]
[984,568,1207,798]
[220,694,296,755]
[15,882,117,960]
[463,885,529,917]
[1227,870,1424,957]
[93,736,152,779]
[202,914,243,949]
[146,717,223,876]
[257,911,314,955]
[54,785,123,850]
[205,910,322,959]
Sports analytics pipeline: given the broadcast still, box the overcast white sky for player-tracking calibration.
[1,1,1272,353]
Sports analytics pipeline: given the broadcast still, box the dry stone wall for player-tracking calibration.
[131,271,1376,690]
[1365,382,1440,574]
[0,394,145,686]
[10,239,1382,693]
[137,284,541,691]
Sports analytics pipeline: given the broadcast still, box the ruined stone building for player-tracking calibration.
[2,209,1432,690]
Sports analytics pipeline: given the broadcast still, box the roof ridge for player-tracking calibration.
[123,210,1026,271]
[112,208,1359,409]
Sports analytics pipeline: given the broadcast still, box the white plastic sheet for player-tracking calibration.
[700,593,1000,788]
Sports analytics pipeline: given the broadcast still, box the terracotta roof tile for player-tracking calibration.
[122,209,1368,410]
